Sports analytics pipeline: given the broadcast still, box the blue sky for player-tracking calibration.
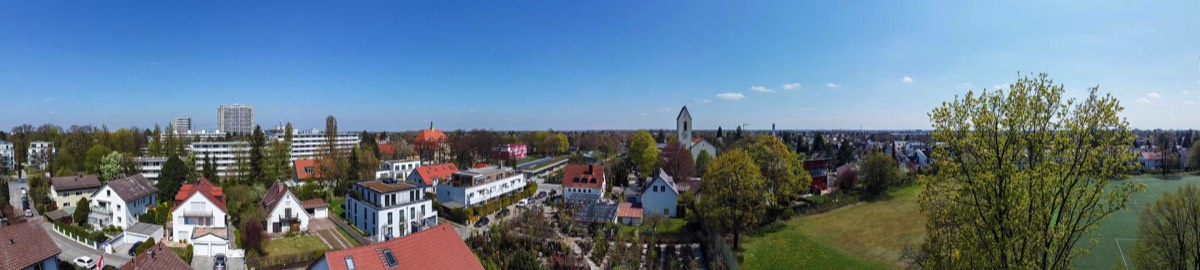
[1,1,1197,131]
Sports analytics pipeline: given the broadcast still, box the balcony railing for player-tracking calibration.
[91,206,113,215]
[182,208,213,217]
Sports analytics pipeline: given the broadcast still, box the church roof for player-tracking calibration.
[676,106,691,121]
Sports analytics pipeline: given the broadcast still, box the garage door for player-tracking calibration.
[195,243,211,256]
[212,243,227,256]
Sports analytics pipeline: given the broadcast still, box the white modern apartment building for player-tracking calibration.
[28,141,55,170]
[375,159,421,180]
[136,157,167,182]
[345,179,439,242]
[218,104,254,135]
[436,166,527,208]
[0,140,14,170]
[171,117,192,134]
[271,128,360,161]
[88,175,158,230]
[189,141,250,178]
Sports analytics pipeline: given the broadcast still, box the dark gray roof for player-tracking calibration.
[105,175,157,202]
[127,223,163,236]
[50,175,102,191]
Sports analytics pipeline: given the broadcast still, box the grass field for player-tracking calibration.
[264,236,328,256]
[741,185,926,270]
[618,218,688,238]
[1072,175,1200,269]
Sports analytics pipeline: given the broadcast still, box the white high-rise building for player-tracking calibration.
[217,104,254,135]
[171,117,192,134]
[189,141,250,178]
[28,141,55,170]
[0,140,14,170]
[272,128,360,161]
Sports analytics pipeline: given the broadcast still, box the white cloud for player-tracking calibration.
[716,92,746,100]
[750,86,775,93]
[826,83,840,89]
[1147,92,1162,99]
[783,83,802,90]
[1136,97,1151,104]
[901,76,914,84]
[1185,100,1196,105]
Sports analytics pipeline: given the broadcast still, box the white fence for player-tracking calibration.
[50,223,102,250]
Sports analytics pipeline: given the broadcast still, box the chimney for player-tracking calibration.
[588,164,593,174]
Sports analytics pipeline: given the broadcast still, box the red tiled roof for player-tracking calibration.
[0,221,62,270]
[294,159,327,180]
[413,163,459,185]
[692,137,703,143]
[302,199,329,210]
[472,163,490,169]
[1142,151,1163,160]
[378,143,397,157]
[414,128,447,143]
[617,202,642,219]
[172,177,226,212]
[324,224,483,270]
[562,164,606,189]
[119,243,191,270]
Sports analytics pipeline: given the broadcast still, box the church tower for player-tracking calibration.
[677,106,692,145]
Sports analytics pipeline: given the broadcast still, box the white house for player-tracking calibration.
[435,166,527,208]
[676,107,718,161]
[260,181,310,234]
[639,170,679,218]
[345,179,439,242]
[170,178,229,257]
[27,141,54,170]
[88,175,158,230]
[405,163,459,193]
[0,140,14,170]
[562,164,606,203]
[375,159,421,180]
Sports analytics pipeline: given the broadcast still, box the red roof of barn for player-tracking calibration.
[413,163,459,185]
[378,143,396,157]
[562,164,606,189]
[173,177,226,212]
[323,224,483,270]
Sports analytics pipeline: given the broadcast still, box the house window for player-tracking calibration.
[65,202,71,207]
[663,209,669,215]
[76,191,82,196]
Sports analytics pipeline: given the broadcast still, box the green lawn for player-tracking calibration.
[741,186,926,270]
[1072,175,1200,270]
[330,197,345,218]
[618,218,688,238]
[264,236,328,256]
[515,155,544,165]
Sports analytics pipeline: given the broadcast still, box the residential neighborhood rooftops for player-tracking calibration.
[360,180,420,193]
[414,127,447,143]
[104,174,157,201]
[120,243,191,270]
[0,222,62,270]
[302,198,329,210]
[412,163,459,185]
[450,166,520,187]
[50,174,102,191]
[377,143,396,157]
[322,223,483,270]
[562,164,606,189]
[173,177,226,211]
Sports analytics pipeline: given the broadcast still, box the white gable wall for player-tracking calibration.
[265,192,311,233]
[171,192,228,243]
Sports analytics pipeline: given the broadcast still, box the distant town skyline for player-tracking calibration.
[1,1,1198,131]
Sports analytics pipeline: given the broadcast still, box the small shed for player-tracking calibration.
[45,209,73,224]
[302,199,329,219]
[124,223,165,245]
[616,202,642,226]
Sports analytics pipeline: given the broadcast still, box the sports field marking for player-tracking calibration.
[1114,238,1140,270]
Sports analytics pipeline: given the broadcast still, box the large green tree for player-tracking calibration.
[695,150,713,176]
[73,197,90,225]
[737,135,810,206]
[860,151,899,198]
[249,125,266,186]
[700,149,766,249]
[1130,184,1200,269]
[99,151,125,181]
[84,145,112,174]
[916,74,1140,269]
[628,130,659,176]
[158,156,189,201]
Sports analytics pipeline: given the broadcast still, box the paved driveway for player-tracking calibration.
[308,218,353,250]
[193,255,247,270]
[39,221,132,267]
[7,181,31,216]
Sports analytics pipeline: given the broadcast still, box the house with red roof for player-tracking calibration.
[312,224,483,270]
[404,163,459,193]
[293,159,329,181]
[413,122,447,162]
[0,222,62,270]
[170,177,231,257]
[562,164,606,202]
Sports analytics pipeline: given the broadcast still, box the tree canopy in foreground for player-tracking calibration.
[915,73,1140,269]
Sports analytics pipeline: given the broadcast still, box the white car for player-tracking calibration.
[24,209,32,217]
[517,199,528,207]
[73,256,97,269]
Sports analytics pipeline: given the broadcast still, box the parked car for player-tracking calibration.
[517,199,528,207]
[498,208,510,217]
[24,209,32,217]
[18,178,25,183]
[73,256,97,269]
[128,241,144,256]
[20,187,27,197]
[536,191,546,198]
[214,253,227,270]
[474,217,490,228]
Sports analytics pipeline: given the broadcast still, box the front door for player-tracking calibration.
[273,222,282,233]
